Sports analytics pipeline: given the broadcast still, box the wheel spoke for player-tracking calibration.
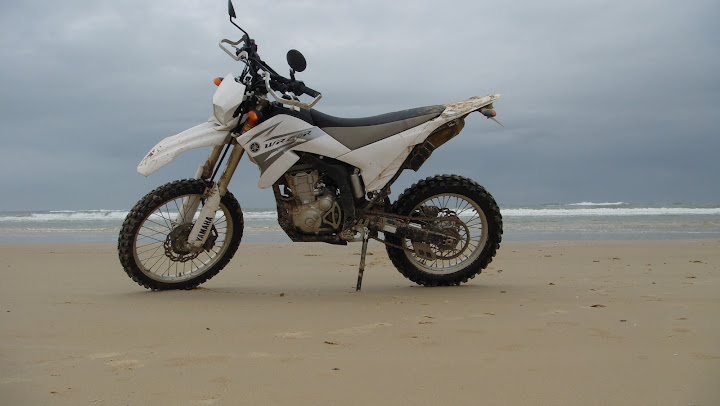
[133,194,235,280]
[402,193,489,274]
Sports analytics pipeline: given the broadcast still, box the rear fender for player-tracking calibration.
[137,120,231,176]
[441,94,501,118]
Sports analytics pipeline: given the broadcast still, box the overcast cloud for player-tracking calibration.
[1,0,718,211]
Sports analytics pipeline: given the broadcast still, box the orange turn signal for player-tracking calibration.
[242,110,260,133]
[213,77,223,86]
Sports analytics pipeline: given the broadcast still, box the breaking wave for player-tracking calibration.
[504,207,720,217]
[0,210,129,222]
[567,202,627,206]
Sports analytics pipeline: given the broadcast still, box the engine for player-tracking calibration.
[282,168,342,235]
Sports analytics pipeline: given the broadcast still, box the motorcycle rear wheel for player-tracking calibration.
[386,174,502,286]
[118,179,243,290]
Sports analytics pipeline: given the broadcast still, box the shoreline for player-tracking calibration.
[3,203,720,245]
[1,240,719,405]
[1,236,720,245]
[3,229,720,245]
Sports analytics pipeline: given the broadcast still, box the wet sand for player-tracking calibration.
[1,240,719,405]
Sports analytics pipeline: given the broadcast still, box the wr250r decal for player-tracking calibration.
[244,121,323,171]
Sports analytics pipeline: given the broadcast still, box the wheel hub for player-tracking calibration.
[430,219,469,259]
[168,224,193,251]
[164,224,203,262]
[434,222,462,251]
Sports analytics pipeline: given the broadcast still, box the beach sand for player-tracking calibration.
[1,240,718,405]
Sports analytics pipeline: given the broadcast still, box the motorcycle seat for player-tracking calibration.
[309,105,445,150]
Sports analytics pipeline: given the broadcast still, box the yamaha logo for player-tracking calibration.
[249,142,260,153]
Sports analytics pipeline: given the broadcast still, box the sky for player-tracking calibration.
[1,0,718,211]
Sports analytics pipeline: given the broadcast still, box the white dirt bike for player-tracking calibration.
[118,1,503,291]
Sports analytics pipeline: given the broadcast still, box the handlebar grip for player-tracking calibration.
[298,84,320,98]
[267,73,321,100]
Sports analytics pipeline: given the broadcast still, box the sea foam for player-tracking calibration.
[504,207,720,217]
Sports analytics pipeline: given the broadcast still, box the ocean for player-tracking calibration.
[1,202,719,244]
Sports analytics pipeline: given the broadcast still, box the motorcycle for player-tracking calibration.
[118,1,503,291]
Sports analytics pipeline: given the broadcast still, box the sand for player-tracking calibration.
[1,240,718,405]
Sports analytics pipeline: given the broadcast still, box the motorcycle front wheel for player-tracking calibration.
[386,174,502,286]
[118,179,243,290]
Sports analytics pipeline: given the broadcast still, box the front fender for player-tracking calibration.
[137,120,231,176]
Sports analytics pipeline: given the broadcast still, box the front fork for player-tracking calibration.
[177,136,244,250]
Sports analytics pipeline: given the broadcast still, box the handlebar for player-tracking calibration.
[263,72,322,109]
[270,74,319,98]
[220,37,322,108]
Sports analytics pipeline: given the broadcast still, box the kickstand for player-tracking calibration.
[356,228,370,291]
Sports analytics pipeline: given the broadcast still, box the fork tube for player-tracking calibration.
[179,136,232,225]
[188,183,222,248]
[176,196,201,226]
[187,142,244,247]
[195,134,233,179]
[217,143,244,197]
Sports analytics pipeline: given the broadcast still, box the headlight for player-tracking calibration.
[213,104,226,125]
[212,73,245,126]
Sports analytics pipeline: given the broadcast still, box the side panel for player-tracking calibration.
[337,116,444,191]
[338,94,502,190]
[137,120,230,176]
[236,115,351,188]
[231,94,502,190]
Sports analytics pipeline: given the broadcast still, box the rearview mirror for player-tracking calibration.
[287,49,307,73]
[228,0,236,18]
